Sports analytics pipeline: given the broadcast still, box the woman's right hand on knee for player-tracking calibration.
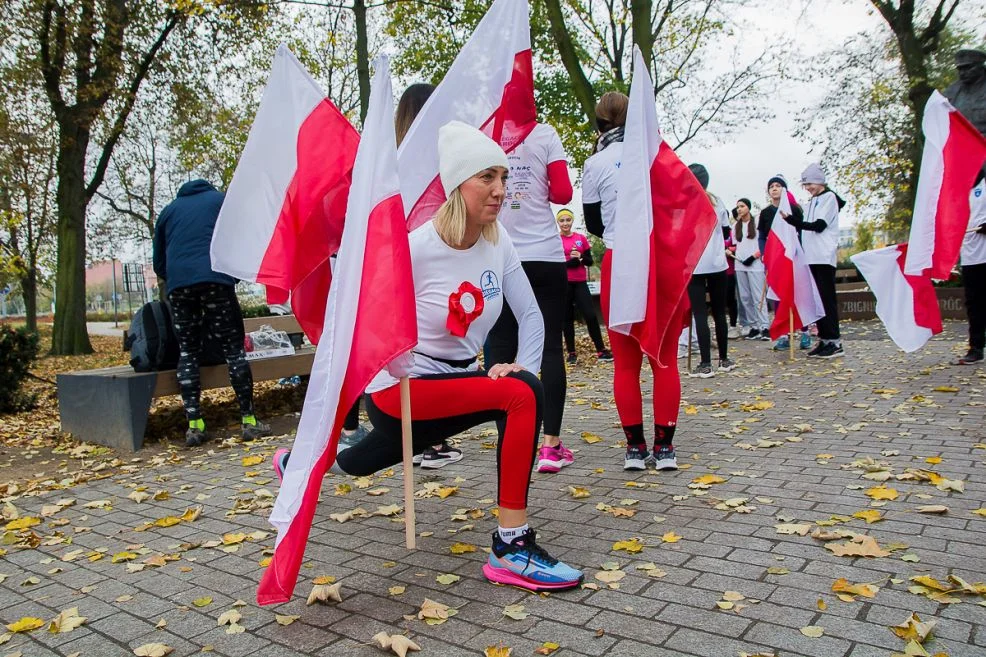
[488,363,524,380]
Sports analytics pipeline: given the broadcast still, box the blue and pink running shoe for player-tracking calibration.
[272,448,291,484]
[482,528,583,592]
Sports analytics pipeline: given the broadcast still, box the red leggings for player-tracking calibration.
[335,370,542,510]
[600,250,681,428]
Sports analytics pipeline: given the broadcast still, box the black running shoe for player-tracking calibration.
[420,441,464,469]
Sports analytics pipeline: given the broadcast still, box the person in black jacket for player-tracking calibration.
[556,208,611,363]
[153,179,272,446]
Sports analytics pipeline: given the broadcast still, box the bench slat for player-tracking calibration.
[152,348,316,396]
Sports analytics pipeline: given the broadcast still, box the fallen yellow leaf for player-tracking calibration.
[612,538,644,553]
[853,509,884,524]
[6,617,44,633]
[661,532,682,544]
[241,455,265,467]
[865,485,899,501]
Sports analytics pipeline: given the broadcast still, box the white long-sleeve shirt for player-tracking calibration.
[366,221,543,393]
[962,180,986,267]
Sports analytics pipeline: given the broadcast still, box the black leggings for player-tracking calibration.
[487,261,567,436]
[964,263,986,351]
[169,283,252,420]
[336,370,543,509]
[726,274,738,327]
[687,271,729,363]
[563,281,606,353]
[809,264,841,340]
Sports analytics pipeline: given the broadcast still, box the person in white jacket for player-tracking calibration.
[784,163,846,358]
[956,175,986,365]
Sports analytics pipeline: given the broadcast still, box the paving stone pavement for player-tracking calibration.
[1,320,984,657]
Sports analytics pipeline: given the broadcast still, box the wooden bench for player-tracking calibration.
[58,315,313,451]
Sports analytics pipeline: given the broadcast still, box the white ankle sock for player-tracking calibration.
[498,524,529,543]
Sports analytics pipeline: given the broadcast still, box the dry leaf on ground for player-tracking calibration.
[307,582,343,605]
[372,632,421,657]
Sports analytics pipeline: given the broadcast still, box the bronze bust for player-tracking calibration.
[945,49,986,138]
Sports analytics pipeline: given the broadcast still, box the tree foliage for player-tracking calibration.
[799,22,979,240]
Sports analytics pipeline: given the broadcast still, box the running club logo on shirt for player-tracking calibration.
[977,188,983,198]
[480,270,501,300]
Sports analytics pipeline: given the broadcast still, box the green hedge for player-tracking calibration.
[0,325,40,413]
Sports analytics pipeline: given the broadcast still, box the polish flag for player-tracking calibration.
[608,47,717,366]
[210,45,359,343]
[851,244,942,352]
[257,57,417,606]
[398,0,536,230]
[904,91,986,279]
[764,188,825,339]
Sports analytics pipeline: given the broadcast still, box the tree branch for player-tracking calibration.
[38,0,67,115]
[86,12,181,200]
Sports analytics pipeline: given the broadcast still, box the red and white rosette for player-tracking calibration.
[446,282,485,337]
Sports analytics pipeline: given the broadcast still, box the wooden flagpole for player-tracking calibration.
[758,279,769,312]
[400,376,416,549]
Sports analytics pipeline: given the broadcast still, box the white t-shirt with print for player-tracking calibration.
[693,197,730,275]
[733,224,764,272]
[581,142,622,249]
[962,180,986,267]
[366,221,537,393]
[499,123,568,262]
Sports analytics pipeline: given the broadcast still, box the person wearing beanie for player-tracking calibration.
[556,208,612,364]
[758,176,811,351]
[486,116,576,475]
[321,120,583,592]
[783,162,847,358]
[686,163,735,378]
[582,90,685,473]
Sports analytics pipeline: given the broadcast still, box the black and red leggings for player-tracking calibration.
[335,370,543,511]
[600,250,681,428]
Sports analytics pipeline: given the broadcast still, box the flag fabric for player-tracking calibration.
[257,56,417,606]
[608,46,717,366]
[397,0,536,230]
[904,91,986,279]
[210,45,360,343]
[763,188,825,340]
[852,244,942,353]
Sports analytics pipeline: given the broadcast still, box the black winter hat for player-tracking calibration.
[688,163,709,190]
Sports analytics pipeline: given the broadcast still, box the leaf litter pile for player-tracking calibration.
[1,323,985,656]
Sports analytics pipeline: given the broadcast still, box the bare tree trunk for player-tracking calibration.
[51,123,93,355]
[353,0,370,123]
[21,268,37,333]
[543,0,598,129]
[630,0,653,75]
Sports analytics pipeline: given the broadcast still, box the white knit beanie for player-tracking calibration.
[438,121,509,196]
[800,163,826,185]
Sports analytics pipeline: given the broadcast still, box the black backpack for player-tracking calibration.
[127,301,180,372]
[126,301,228,372]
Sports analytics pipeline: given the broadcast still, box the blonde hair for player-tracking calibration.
[434,188,499,247]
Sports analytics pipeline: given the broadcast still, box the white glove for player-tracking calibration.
[386,350,415,378]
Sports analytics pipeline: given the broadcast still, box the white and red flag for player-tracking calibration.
[851,244,942,352]
[210,45,359,344]
[257,56,416,606]
[398,0,536,230]
[763,188,825,339]
[608,47,717,365]
[904,91,986,279]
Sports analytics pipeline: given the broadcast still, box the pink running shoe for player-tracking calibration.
[535,443,573,473]
[273,448,291,484]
